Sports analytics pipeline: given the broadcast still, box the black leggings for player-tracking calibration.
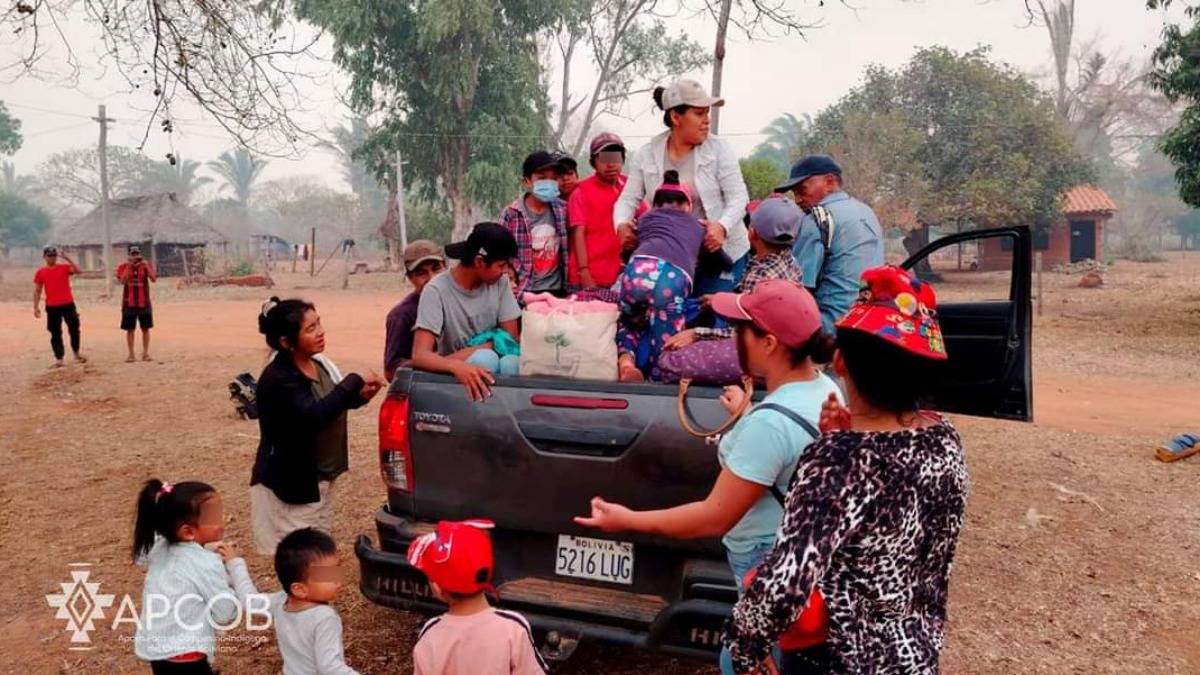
[149,658,215,675]
[46,303,81,360]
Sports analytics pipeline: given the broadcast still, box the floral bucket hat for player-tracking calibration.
[836,265,948,360]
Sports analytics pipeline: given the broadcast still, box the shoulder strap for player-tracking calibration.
[751,402,822,506]
[810,205,836,288]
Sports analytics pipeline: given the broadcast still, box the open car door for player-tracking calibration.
[901,226,1032,422]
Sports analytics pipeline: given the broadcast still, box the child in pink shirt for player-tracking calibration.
[408,520,547,675]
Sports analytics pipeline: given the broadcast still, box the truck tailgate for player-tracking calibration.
[402,372,739,554]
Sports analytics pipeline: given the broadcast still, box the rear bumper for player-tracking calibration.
[356,506,735,661]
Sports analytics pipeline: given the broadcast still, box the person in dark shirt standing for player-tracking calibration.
[117,244,157,362]
[32,245,86,368]
[384,240,446,380]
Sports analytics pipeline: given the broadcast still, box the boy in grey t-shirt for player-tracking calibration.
[412,223,522,402]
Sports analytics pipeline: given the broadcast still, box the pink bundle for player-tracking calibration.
[522,293,618,316]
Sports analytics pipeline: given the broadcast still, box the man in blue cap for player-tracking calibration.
[777,154,884,333]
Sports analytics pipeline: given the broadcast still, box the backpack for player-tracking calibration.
[809,204,837,289]
[228,372,259,420]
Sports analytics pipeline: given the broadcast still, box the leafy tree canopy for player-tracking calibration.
[0,103,21,156]
[801,46,1092,230]
[739,157,785,201]
[0,193,51,249]
[1146,0,1200,206]
[294,0,560,236]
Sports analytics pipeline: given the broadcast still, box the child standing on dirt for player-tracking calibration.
[408,520,548,675]
[132,479,260,675]
[268,528,360,674]
[616,170,707,382]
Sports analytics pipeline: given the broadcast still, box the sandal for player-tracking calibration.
[1156,433,1200,463]
[126,355,136,363]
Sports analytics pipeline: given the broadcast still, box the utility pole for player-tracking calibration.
[94,104,115,296]
[710,0,733,135]
[396,149,409,253]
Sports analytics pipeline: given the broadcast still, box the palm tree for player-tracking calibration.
[208,148,267,206]
[1,161,35,194]
[322,117,387,215]
[752,113,813,173]
[134,157,213,204]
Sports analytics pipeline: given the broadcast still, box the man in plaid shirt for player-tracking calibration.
[665,198,805,348]
[500,151,570,300]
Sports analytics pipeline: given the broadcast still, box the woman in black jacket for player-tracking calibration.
[250,297,385,555]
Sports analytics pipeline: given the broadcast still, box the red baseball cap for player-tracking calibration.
[836,265,948,360]
[710,279,823,349]
[589,132,626,157]
[406,520,496,595]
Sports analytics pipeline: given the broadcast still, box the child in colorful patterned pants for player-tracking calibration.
[617,171,706,382]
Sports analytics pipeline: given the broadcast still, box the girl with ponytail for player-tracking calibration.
[131,479,259,674]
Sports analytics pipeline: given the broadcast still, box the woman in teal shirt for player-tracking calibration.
[575,279,841,585]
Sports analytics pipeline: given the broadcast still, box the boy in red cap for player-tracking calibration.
[408,520,548,675]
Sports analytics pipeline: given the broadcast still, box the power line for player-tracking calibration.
[23,121,95,138]
[3,102,95,120]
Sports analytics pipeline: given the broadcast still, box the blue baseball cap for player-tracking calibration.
[777,154,842,192]
[750,197,804,245]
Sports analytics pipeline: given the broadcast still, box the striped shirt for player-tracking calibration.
[414,607,548,675]
[118,261,155,309]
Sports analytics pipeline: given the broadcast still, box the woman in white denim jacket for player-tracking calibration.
[613,79,751,295]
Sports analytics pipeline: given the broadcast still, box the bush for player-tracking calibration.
[229,260,256,276]
[1117,236,1167,263]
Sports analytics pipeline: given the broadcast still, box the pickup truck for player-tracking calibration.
[355,227,1034,662]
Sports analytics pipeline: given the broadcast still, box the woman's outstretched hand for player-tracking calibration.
[819,393,851,433]
[574,496,633,533]
[359,371,387,401]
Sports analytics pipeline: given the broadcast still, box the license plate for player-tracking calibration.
[554,534,634,585]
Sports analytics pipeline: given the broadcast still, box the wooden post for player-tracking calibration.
[341,240,351,290]
[309,228,316,277]
[709,0,733,135]
[179,249,191,284]
[94,104,115,297]
[1035,251,1043,318]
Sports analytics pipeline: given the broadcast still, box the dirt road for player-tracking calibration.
[1,259,1197,674]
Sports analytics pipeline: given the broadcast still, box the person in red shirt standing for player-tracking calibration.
[568,132,645,290]
[33,245,86,368]
[117,244,157,362]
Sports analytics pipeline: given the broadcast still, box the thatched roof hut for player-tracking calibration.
[55,193,227,276]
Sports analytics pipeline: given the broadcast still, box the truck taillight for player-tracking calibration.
[379,396,414,493]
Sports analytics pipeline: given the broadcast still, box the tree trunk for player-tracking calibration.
[710,0,733,136]
[903,225,941,281]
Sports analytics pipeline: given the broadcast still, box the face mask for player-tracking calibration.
[531,179,560,203]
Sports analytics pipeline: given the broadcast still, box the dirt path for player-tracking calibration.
[1,260,1198,674]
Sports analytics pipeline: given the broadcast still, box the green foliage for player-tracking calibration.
[229,260,257,276]
[208,148,268,206]
[130,157,213,205]
[1147,5,1200,206]
[1174,209,1200,247]
[739,157,786,200]
[802,46,1092,230]
[0,102,20,156]
[750,113,812,174]
[0,192,51,248]
[294,0,557,231]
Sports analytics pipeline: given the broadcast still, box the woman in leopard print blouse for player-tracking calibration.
[723,265,967,675]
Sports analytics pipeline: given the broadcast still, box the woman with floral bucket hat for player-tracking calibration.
[723,265,966,675]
